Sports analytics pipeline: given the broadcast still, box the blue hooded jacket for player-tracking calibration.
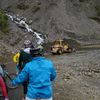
[12,57,56,99]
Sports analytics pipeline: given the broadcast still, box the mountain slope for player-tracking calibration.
[0,0,100,52]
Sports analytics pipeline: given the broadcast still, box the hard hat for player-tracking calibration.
[24,40,32,48]
[30,45,43,56]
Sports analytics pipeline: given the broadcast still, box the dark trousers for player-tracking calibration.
[23,81,28,94]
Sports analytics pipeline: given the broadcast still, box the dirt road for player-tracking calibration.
[52,49,100,100]
[0,49,100,100]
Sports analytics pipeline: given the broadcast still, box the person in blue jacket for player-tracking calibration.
[12,47,56,100]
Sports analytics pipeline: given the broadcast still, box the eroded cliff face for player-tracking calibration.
[0,0,100,52]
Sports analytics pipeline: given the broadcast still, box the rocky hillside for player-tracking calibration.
[0,0,100,54]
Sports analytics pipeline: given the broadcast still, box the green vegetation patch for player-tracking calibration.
[0,10,9,33]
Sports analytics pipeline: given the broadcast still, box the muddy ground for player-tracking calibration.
[0,48,100,100]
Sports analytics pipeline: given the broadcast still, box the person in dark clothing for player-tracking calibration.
[18,40,33,100]
[18,50,32,98]
[18,50,32,70]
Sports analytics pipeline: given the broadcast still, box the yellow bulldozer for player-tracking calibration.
[51,39,72,54]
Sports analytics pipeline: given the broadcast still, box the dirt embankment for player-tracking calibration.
[0,0,100,53]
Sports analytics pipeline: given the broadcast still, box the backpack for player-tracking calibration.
[13,53,20,63]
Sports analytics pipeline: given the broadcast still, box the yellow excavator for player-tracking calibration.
[51,39,72,54]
